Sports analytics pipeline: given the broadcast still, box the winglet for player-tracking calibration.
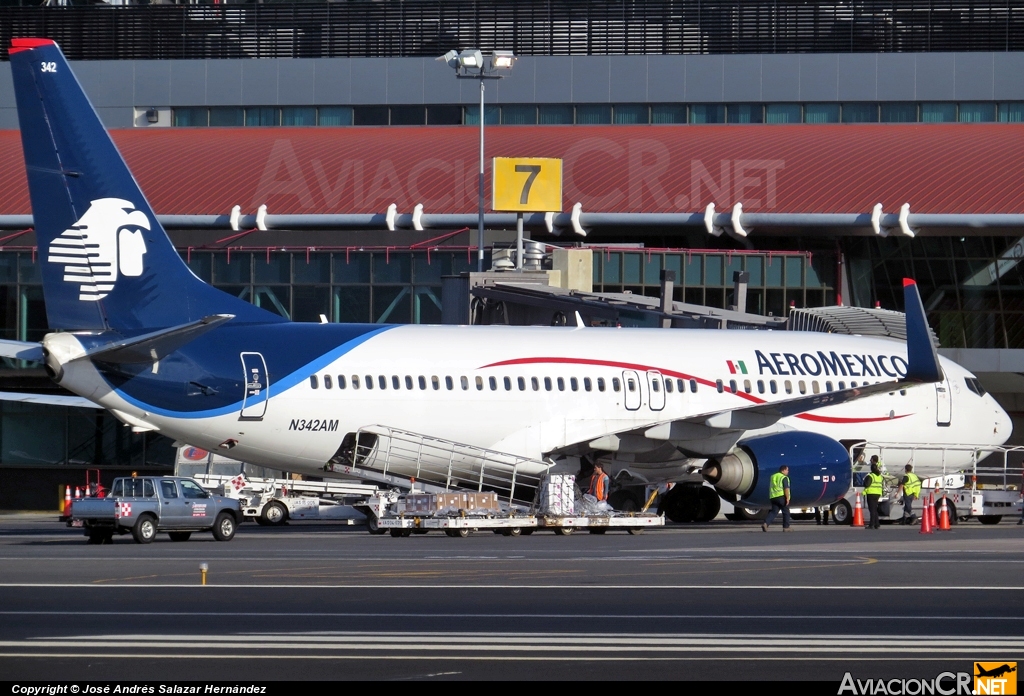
[902,278,943,383]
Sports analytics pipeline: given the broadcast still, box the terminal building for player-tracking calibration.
[1,0,1023,508]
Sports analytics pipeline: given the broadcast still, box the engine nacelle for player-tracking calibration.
[702,432,851,508]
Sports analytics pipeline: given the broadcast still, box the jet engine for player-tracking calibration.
[701,432,851,508]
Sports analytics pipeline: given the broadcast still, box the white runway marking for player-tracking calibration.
[2,611,1021,620]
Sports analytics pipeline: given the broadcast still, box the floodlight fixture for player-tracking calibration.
[437,49,459,69]
[490,50,516,70]
[458,49,483,69]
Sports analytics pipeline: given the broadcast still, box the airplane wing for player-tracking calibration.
[0,391,99,408]
[0,339,44,362]
[582,279,942,457]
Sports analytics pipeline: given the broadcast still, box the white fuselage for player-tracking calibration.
[52,325,1012,481]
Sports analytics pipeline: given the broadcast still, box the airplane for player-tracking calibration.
[0,38,1012,523]
[975,665,1017,679]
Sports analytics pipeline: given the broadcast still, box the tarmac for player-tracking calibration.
[0,513,1021,681]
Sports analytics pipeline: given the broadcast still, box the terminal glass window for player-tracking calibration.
[880,103,917,122]
[209,107,244,127]
[998,103,1024,122]
[245,107,280,126]
[651,104,686,124]
[841,103,878,123]
[576,105,612,124]
[538,105,573,124]
[282,107,316,126]
[390,106,425,126]
[765,104,801,124]
[726,104,763,123]
[804,103,839,123]
[921,103,956,122]
[501,105,537,125]
[614,105,649,124]
[173,108,208,127]
[959,103,995,123]
[318,107,354,126]
[689,104,725,124]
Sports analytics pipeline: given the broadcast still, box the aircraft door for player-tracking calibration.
[240,352,269,421]
[622,370,642,411]
[935,378,951,426]
[646,371,665,411]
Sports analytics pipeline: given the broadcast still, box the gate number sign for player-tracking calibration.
[492,157,562,212]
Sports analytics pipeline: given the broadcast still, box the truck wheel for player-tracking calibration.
[978,515,1002,525]
[627,527,644,535]
[212,512,237,541]
[260,501,287,526]
[390,529,404,537]
[168,532,192,542]
[507,526,522,537]
[131,515,157,544]
[554,526,575,536]
[831,500,853,525]
[935,500,959,526]
[366,514,386,535]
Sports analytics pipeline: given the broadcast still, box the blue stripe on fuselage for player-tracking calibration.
[89,323,394,419]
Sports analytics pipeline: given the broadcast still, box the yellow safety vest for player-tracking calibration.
[903,472,921,497]
[769,472,789,499]
[864,472,885,496]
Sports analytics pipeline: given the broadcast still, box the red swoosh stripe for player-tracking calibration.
[479,356,911,425]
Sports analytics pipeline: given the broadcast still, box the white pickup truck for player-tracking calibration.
[69,475,242,544]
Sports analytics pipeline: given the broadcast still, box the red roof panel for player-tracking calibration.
[0,124,1021,216]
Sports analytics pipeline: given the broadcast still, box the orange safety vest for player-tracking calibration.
[589,473,609,501]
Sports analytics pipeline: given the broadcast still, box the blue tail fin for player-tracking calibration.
[9,38,284,332]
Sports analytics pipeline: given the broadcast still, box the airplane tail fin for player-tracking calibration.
[9,38,283,332]
[902,278,944,383]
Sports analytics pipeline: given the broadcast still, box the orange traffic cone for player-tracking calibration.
[927,493,937,529]
[919,498,933,534]
[938,494,952,531]
[852,492,865,527]
[62,485,71,517]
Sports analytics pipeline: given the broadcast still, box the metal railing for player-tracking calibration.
[350,425,552,507]
[3,1,1024,61]
[848,441,1024,494]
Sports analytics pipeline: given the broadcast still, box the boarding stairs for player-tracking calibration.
[326,425,553,509]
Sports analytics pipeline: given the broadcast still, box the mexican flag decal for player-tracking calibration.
[726,360,748,374]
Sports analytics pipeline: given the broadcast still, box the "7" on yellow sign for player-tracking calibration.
[492,157,563,212]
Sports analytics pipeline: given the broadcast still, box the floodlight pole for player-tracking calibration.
[477,78,485,272]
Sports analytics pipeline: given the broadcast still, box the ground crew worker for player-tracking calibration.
[588,462,610,503]
[897,463,921,525]
[762,465,791,532]
[814,505,830,525]
[864,461,885,529]
[870,454,886,474]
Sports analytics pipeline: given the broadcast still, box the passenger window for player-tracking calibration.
[757,380,765,394]
[900,389,907,396]
[626,378,636,392]
[489,377,498,391]
[690,379,697,393]
[557,377,565,391]
[160,480,178,498]
[324,375,332,390]
[180,480,208,499]
[310,375,319,389]
[597,378,606,392]
[570,377,579,391]
[518,377,526,391]
[612,378,621,392]
[716,379,724,394]
[584,377,592,392]
[770,380,777,394]
[812,381,820,394]
[111,479,124,498]
[418,376,427,390]
[446,376,454,390]
[338,376,347,389]
[826,381,833,392]
[729,379,737,393]
[531,377,540,391]
[677,379,685,392]
[543,377,552,391]
[431,376,440,390]
[651,379,660,393]
[850,381,858,388]
[143,479,156,498]
[461,376,469,390]
[352,375,360,390]
[476,376,484,391]
[784,380,793,394]
[504,377,512,391]
[378,375,387,390]
[798,380,806,394]
[365,375,374,390]
[744,379,752,394]
[392,376,400,390]
[838,381,846,390]
[405,376,413,390]
[665,379,673,393]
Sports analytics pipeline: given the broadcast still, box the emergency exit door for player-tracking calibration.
[935,379,951,427]
[240,352,269,421]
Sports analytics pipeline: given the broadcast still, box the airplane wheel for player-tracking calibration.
[831,499,853,525]
[608,490,640,512]
[698,487,721,521]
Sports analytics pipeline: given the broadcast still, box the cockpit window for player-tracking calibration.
[965,377,987,397]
